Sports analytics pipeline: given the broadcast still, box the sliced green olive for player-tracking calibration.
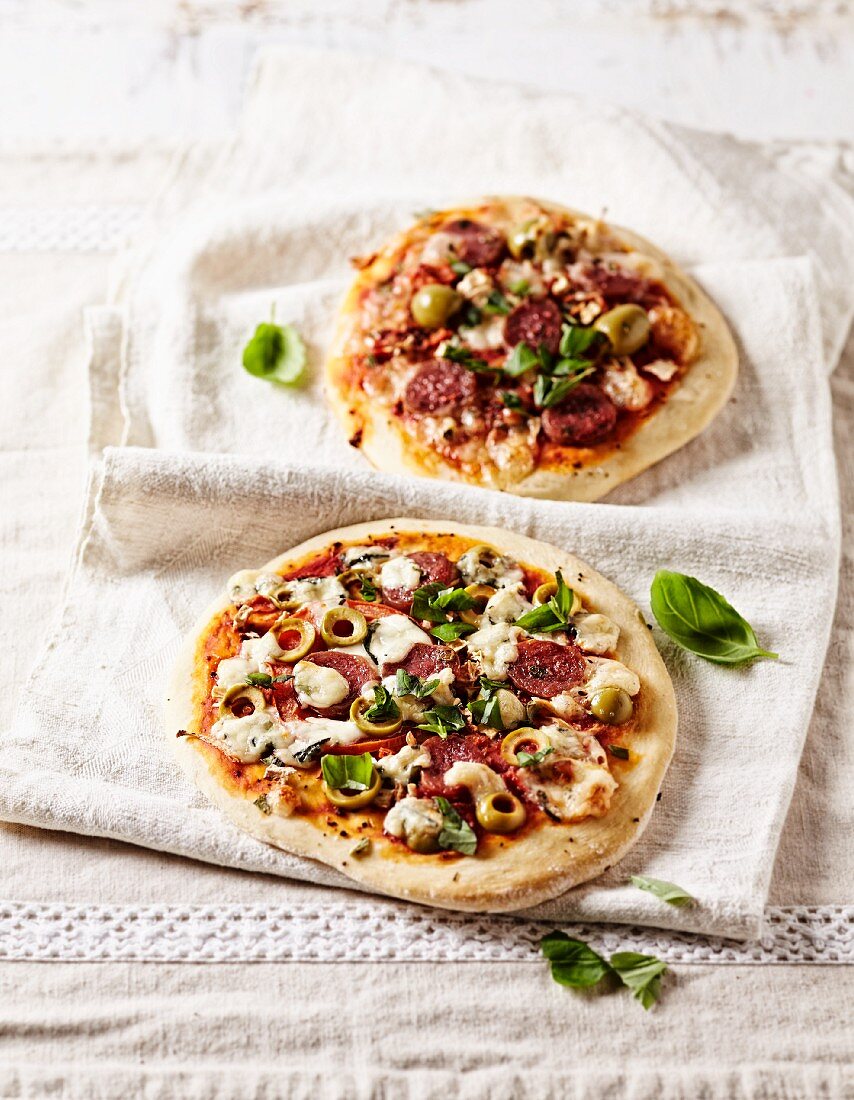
[532,580,581,614]
[507,217,549,260]
[406,829,441,855]
[323,766,382,809]
[219,684,267,720]
[350,696,403,736]
[320,606,367,647]
[410,283,463,329]
[475,791,526,833]
[594,304,651,356]
[271,616,316,662]
[589,686,634,725]
[501,726,551,765]
[460,583,496,625]
[525,700,559,726]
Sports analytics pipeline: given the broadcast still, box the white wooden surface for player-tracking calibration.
[1,0,853,145]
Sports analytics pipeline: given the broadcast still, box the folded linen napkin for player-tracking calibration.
[0,445,837,939]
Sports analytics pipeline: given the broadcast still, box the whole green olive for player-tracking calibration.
[410,283,463,329]
[589,686,634,725]
[594,304,651,356]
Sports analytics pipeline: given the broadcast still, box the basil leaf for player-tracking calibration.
[509,278,530,295]
[630,875,694,907]
[431,622,476,643]
[535,371,594,409]
[450,259,471,275]
[435,796,477,855]
[293,738,329,764]
[609,952,668,1010]
[358,576,378,602]
[532,374,550,409]
[559,322,599,359]
[271,673,292,684]
[411,583,449,623]
[242,321,306,385]
[607,744,630,760]
[500,391,524,410]
[477,676,506,697]
[396,669,440,699]
[516,746,554,767]
[460,302,482,328]
[469,694,504,730]
[483,289,511,316]
[504,342,540,378]
[515,601,560,633]
[515,572,575,634]
[650,571,778,665]
[431,586,477,612]
[540,933,611,989]
[439,343,491,373]
[244,672,273,687]
[320,752,374,791]
[417,705,467,739]
[363,685,400,723]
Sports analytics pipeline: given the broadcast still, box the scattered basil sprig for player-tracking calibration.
[244,672,273,687]
[431,622,476,643]
[516,746,554,767]
[417,705,467,739]
[439,342,492,374]
[320,752,374,791]
[483,288,511,316]
[412,583,476,624]
[630,875,695,907]
[435,796,477,855]
[358,576,378,602]
[363,685,400,723]
[650,571,778,665]
[468,677,506,730]
[515,570,575,634]
[541,932,667,1009]
[242,320,306,385]
[396,669,441,699]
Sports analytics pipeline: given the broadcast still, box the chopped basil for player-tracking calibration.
[630,875,694,907]
[504,342,540,378]
[609,951,668,1010]
[450,259,472,276]
[244,672,273,687]
[431,621,476,643]
[533,369,594,409]
[607,744,630,761]
[253,794,272,815]
[321,752,374,791]
[500,391,524,410]
[559,321,600,359]
[395,669,441,699]
[358,576,378,602]
[363,685,400,723]
[515,570,575,634]
[417,705,467,739]
[411,583,476,624]
[439,342,491,373]
[435,796,477,855]
[468,676,506,730]
[460,302,483,328]
[271,673,292,684]
[540,933,611,989]
[293,738,329,764]
[350,837,372,858]
[516,746,554,767]
[483,288,511,316]
[509,278,530,295]
[242,320,306,385]
[650,571,778,665]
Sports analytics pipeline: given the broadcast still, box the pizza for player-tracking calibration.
[167,521,676,912]
[326,197,737,500]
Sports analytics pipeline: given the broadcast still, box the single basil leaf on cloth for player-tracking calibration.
[609,952,668,1010]
[540,932,611,989]
[630,875,695,907]
[242,321,306,384]
[320,751,374,791]
[650,570,778,665]
[435,796,477,855]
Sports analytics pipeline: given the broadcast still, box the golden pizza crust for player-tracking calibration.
[325,196,738,501]
[165,519,677,913]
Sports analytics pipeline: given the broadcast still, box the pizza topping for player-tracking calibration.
[292,660,350,710]
[274,574,347,610]
[341,545,393,572]
[594,304,651,357]
[383,795,444,853]
[212,655,256,692]
[465,621,522,680]
[375,743,432,786]
[227,568,262,604]
[444,761,526,834]
[540,383,618,446]
[368,613,433,669]
[319,606,368,647]
[351,687,403,735]
[410,283,463,329]
[583,657,641,699]
[403,359,478,415]
[322,752,382,810]
[600,358,654,412]
[572,613,620,655]
[504,298,563,356]
[516,722,616,821]
[240,631,289,670]
[209,708,288,764]
[268,617,317,662]
[456,544,524,589]
[508,639,586,698]
[648,304,699,364]
[380,555,422,596]
[589,686,634,725]
[442,218,506,268]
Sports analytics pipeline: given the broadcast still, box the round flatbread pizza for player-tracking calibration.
[326,196,737,500]
[166,520,677,912]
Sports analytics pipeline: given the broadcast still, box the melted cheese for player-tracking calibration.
[240,632,286,670]
[380,555,422,593]
[519,761,616,822]
[460,314,506,350]
[209,709,287,764]
[376,744,432,785]
[285,717,364,759]
[495,688,526,729]
[292,660,350,709]
[457,546,523,589]
[369,615,431,667]
[227,569,260,604]
[465,621,521,680]
[456,268,494,307]
[214,656,256,692]
[341,545,392,572]
[572,612,620,656]
[383,796,443,845]
[444,761,506,798]
[601,357,653,411]
[483,583,531,625]
[584,657,641,697]
[278,575,346,609]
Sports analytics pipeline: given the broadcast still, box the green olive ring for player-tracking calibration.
[589,686,634,725]
[532,580,581,614]
[594,303,651,357]
[410,283,463,329]
[506,217,549,260]
[219,684,267,720]
[320,606,368,647]
[350,696,403,736]
[459,583,496,625]
[501,726,551,765]
[271,616,316,662]
[323,766,382,810]
[475,791,527,833]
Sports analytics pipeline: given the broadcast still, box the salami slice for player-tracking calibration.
[418,733,504,800]
[303,651,377,710]
[443,218,506,268]
[540,384,617,446]
[570,263,648,302]
[504,299,562,356]
[507,639,586,698]
[385,642,460,681]
[270,676,300,722]
[381,551,461,611]
[403,359,477,416]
